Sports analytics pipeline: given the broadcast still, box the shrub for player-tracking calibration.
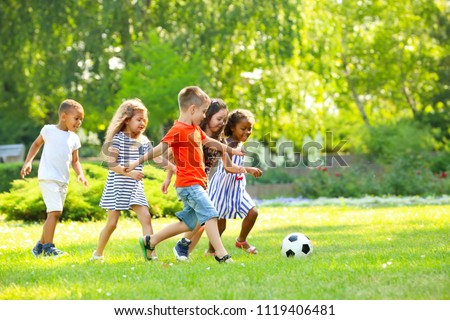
[294,165,381,198]
[362,119,435,164]
[294,159,449,199]
[246,167,295,185]
[428,152,450,174]
[380,157,449,196]
[0,163,182,221]
[0,162,38,193]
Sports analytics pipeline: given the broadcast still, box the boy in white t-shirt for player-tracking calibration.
[21,99,89,257]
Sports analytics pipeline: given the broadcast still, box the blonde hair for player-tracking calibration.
[104,99,148,144]
[178,86,210,111]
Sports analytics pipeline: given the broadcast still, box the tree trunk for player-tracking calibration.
[402,82,417,117]
[342,52,371,127]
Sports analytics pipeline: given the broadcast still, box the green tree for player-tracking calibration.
[114,31,204,141]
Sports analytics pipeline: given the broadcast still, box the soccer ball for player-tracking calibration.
[280,232,313,259]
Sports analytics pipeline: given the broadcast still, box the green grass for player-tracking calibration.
[0,205,448,300]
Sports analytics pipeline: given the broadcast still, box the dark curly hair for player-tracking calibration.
[224,109,255,137]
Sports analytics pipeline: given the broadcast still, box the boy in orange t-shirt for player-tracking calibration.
[126,86,244,263]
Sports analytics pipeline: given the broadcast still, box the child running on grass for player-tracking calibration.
[164,98,247,260]
[20,99,88,257]
[91,99,175,262]
[207,109,262,255]
[126,87,244,263]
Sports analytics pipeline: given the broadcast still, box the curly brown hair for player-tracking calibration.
[224,109,255,137]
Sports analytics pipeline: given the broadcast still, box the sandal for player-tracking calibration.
[215,254,234,264]
[235,239,258,254]
[139,235,156,261]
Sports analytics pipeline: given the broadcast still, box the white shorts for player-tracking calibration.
[39,180,68,212]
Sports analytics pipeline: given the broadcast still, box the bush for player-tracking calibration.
[428,152,450,174]
[294,159,449,199]
[0,162,38,193]
[246,167,295,185]
[0,162,182,221]
[294,165,381,198]
[362,119,435,164]
[380,157,449,196]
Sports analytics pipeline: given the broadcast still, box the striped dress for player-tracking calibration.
[99,131,151,210]
[208,153,256,219]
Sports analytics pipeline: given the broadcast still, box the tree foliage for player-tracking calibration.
[1,0,448,155]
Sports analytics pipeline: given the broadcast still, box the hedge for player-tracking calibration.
[0,162,182,221]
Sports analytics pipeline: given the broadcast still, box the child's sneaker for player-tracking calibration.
[32,241,43,258]
[215,254,234,264]
[42,243,66,257]
[173,238,191,261]
[90,250,104,262]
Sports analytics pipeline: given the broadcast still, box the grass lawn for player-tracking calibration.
[0,205,448,300]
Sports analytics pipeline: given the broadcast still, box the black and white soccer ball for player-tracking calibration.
[280,233,313,259]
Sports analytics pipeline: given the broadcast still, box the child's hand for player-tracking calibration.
[127,170,144,181]
[20,163,32,178]
[161,177,172,194]
[124,160,139,173]
[77,175,89,187]
[231,146,244,156]
[237,166,247,174]
[246,167,263,178]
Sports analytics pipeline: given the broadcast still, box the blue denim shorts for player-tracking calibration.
[175,185,219,230]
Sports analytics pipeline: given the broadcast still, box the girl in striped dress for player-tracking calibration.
[208,109,263,254]
[91,99,174,262]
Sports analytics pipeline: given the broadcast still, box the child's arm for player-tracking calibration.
[244,166,263,178]
[153,147,176,173]
[202,136,244,157]
[125,142,170,172]
[221,153,247,174]
[20,134,44,178]
[71,149,89,187]
[203,136,245,174]
[106,146,144,181]
[161,169,175,194]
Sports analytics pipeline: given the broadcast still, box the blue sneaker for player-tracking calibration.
[173,238,191,261]
[42,243,66,257]
[32,241,43,257]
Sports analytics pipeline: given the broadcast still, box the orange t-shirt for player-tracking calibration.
[161,121,207,188]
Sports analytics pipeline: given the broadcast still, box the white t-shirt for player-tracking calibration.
[38,125,81,184]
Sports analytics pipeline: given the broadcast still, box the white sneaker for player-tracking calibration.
[90,250,104,262]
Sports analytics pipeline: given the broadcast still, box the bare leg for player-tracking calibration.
[184,223,205,254]
[133,205,154,235]
[237,207,258,246]
[41,211,62,244]
[204,218,228,258]
[148,221,190,248]
[94,210,120,256]
[208,218,226,254]
[133,205,156,258]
